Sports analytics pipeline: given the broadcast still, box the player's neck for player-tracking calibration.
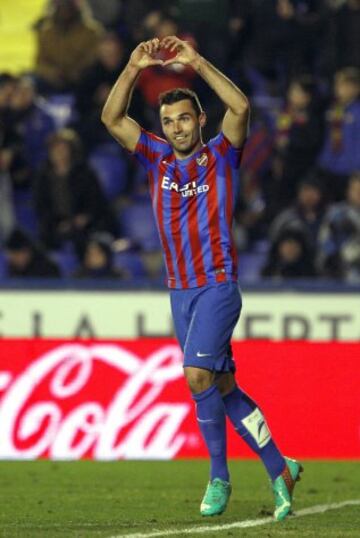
[173,139,205,161]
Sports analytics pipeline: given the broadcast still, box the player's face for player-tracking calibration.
[49,141,71,168]
[298,185,321,209]
[334,78,359,105]
[160,99,205,157]
[288,83,310,110]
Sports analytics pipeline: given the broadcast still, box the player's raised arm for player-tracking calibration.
[162,36,250,148]
[101,39,163,152]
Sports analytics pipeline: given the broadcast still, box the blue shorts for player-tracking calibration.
[170,281,242,373]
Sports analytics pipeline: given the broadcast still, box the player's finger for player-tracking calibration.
[152,37,160,51]
[161,39,171,49]
[161,35,178,48]
[169,42,180,53]
[147,40,154,54]
[140,42,148,54]
[162,58,177,66]
[150,38,159,53]
[148,59,164,66]
[144,41,152,54]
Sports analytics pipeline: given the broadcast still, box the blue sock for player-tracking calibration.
[223,386,285,481]
[193,384,229,482]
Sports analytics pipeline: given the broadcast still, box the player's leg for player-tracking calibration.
[216,371,286,479]
[216,373,303,520]
[183,367,231,518]
[184,365,229,486]
[181,282,242,516]
[170,287,229,493]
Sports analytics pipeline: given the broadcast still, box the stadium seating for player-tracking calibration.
[0,252,8,279]
[89,144,129,200]
[50,242,78,277]
[114,251,147,278]
[13,189,38,237]
[118,197,161,252]
[42,93,76,129]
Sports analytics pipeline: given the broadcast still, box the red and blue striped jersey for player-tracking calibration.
[133,129,244,289]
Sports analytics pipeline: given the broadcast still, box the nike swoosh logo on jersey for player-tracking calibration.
[196,352,212,357]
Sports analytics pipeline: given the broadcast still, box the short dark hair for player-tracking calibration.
[349,171,360,184]
[159,88,203,116]
[47,128,83,162]
[335,67,360,87]
[0,72,16,88]
[5,228,33,251]
[289,74,316,97]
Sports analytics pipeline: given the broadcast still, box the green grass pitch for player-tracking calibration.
[0,460,359,537]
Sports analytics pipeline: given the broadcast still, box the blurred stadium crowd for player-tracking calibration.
[0,0,359,284]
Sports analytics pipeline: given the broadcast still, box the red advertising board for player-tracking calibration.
[0,339,358,459]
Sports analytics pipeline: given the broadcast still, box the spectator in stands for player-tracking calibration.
[73,232,127,278]
[270,74,324,210]
[226,0,253,87]
[4,228,60,278]
[186,0,231,59]
[0,74,32,189]
[9,77,56,172]
[0,170,15,245]
[123,1,169,41]
[74,33,128,149]
[34,128,115,257]
[0,75,16,241]
[269,175,327,249]
[318,67,360,200]
[317,171,360,282]
[233,109,275,250]
[0,73,17,117]
[330,0,360,71]
[86,0,123,30]
[241,0,326,90]
[34,0,104,93]
[262,229,316,279]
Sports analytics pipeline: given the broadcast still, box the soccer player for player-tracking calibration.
[102,36,303,520]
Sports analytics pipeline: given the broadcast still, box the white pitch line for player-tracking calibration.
[109,499,360,538]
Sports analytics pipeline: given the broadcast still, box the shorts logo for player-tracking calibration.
[161,176,209,198]
[196,352,211,357]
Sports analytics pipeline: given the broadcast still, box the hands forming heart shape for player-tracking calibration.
[129,36,200,70]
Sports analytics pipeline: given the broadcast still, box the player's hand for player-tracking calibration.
[129,39,163,70]
[161,36,201,69]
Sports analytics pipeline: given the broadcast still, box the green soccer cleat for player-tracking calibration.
[200,478,232,516]
[272,457,304,521]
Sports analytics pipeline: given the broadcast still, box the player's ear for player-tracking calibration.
[199,111,207,128]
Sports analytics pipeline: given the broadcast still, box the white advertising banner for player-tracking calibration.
[0,290,359,341]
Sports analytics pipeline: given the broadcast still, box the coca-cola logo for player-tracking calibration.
[0,343,193,460]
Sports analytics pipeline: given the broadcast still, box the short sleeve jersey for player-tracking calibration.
[133,129,244,289]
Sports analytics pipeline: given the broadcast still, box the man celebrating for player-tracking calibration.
[102,36,303,520]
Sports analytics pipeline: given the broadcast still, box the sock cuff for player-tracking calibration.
[192,384,218,402]
[222,385,241,403]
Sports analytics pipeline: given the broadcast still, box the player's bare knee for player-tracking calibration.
[216,372,236,397]
[184,366,214,394]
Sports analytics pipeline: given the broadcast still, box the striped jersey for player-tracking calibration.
[133,128,244,289]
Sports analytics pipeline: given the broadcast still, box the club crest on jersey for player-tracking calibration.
[196,153,208,166]
[161,176,209,197]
